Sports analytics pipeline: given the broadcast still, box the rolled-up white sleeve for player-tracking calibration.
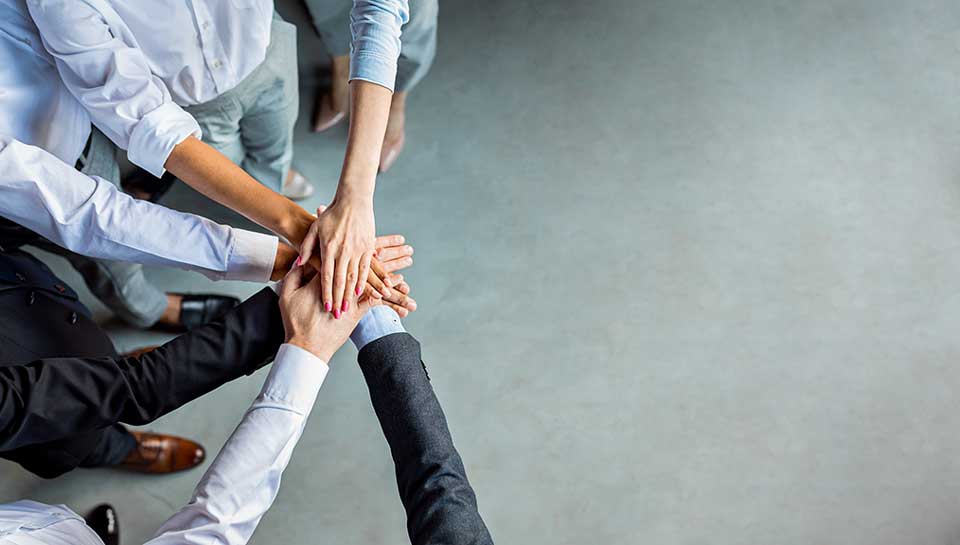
[349,0,410,91]
[0,135,277,282]
[145,344,328,545]
[26,0,200,177]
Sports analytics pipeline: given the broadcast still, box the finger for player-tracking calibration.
[385,301,410,318]
[379,255,413,274]
[375,244,413,262]
[395,280,410,295]
[383,288,417,312]
[370,259,396,291]
[298,221,320,265]
[356,251,373,297]
[374,234,405,250]
[343,257,360,313]
[321,245,335,314]
[358,292,381,313]
[332,255,349,318]
[279,261,304,299]
[365,267,388,298]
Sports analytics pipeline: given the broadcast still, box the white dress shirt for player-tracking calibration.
[26,0,409,178]
[0,0,90,166]
[0,136,278,282]
[0,343,330,545]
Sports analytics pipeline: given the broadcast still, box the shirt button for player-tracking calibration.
[69,311,78,325]
[202,21,211,30]
[27,291,35,306]
[212,59,223,69]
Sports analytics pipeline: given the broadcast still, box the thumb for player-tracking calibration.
[280,262,304,298]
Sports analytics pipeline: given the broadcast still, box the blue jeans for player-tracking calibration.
[183,16,299,192]
[306,0,438,92]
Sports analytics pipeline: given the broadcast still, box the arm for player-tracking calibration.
[0,136,279,282]
[145,263,376,545]
[0,287,284,452]
[25,0,316,243]
[298,0,409,314]
[357,322,494,544]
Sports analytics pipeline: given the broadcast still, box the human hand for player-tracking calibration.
[298,196,375,317]
[278,262,380,361]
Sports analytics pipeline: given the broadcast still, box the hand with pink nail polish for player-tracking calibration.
[279,262,379,361]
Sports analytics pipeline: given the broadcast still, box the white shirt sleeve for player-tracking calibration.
[0,135,277,282]
[349,0,410,91]
[145,344,328,545]
[25,0,201,177]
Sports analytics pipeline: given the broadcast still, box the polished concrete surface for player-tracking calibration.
[7,0,960,543]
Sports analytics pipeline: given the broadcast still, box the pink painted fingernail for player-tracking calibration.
[342,300,349,312]
[356,286,363,296]
[324,302,332,312]
[294,256,302,266]
[333,309,341,319]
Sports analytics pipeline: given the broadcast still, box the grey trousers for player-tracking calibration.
[183,16,299,192]
[33,129,168,328]
[305,0,438,92]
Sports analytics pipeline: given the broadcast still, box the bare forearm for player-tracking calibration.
[165,136,314,243]
[337,80,394,201]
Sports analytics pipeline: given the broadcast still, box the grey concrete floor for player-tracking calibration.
[7,0,960,543]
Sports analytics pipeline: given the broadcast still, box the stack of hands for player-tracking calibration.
[274,204,417,320]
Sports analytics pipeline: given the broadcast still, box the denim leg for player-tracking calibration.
[395,0,439,92]
[64,129,168,327]
[305,0,352,57]
[237,18,299,191]
[184,94,246,168]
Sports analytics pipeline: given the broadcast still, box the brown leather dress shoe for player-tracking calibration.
[117,431,206,474]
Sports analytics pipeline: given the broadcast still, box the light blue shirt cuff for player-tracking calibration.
[350,305,405,351]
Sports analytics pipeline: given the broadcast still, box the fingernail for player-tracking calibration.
[324,302,332,312]
[342,300,349,312]
[294,256,302,266]
[382,288,391,297]
[334,309,341,319]
[356,286,363,296]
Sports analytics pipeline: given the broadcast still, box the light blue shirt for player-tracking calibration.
[351,305,407,350]
[350,0,410,91]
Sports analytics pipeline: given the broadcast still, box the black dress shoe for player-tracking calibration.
[85,504,119,545]
[178,294,239,330]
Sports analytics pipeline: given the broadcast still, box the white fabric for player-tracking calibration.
[0,0,90,166]
[0,502,102,545]
[0,136,278,282]
[0,344,328,545]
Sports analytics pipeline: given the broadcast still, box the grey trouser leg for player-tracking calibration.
[35,128,168,328]
[184,16,299,192]
[306,0,438,92]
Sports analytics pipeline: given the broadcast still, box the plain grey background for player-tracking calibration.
[6,0,960,543]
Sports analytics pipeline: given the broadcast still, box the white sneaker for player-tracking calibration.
[282,170,315,201]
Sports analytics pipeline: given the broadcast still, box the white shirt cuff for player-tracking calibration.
[127,101,201,178]
[350,305,405,351]
[223,230,278,282]
[259,344,329,414]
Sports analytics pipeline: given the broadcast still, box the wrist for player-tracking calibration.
[335,173,376,204]
[278,207,316,247]
[285,335,333,362]
[271,243,297,281]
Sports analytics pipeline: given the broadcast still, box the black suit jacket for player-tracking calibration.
[359,332,494,545]
[0,287,284,452]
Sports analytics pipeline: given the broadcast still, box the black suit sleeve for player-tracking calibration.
[0,287,284,452]
[358,332,494,545]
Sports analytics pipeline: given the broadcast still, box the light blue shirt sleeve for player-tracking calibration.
[349,0,410,91]
[351,305,406,350]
